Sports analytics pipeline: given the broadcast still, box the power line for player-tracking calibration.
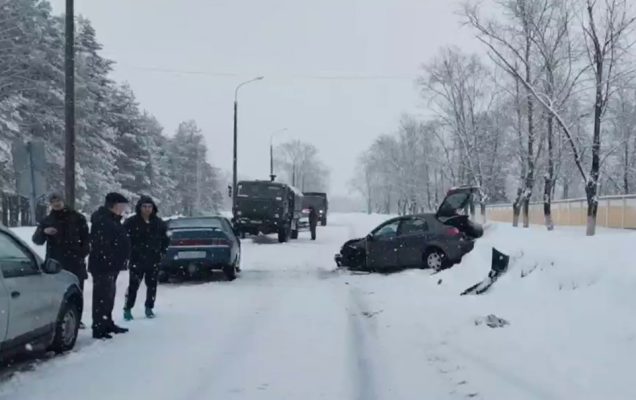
[114,63,418,81]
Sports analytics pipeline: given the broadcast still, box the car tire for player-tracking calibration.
[49,298,81,354]
[290,229,299,239]
[223,265,237,281]
[321,218,327,226]
[423,248,448,272]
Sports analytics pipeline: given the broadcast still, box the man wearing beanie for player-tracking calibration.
[32,192,90,328]
[88,192,131,339]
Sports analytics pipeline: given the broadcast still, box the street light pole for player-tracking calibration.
[269,128,287,181]
[232,76,264,214]
[64,0,75,208]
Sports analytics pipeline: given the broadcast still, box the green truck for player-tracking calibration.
[233,180,304,243]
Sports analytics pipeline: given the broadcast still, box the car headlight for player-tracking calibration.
[274,213,280,218]
[319,210,324,214]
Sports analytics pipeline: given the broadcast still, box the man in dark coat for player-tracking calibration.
[123,195,169,320]
[89,192,131,339]
[32,192,90,327]
[308,206,318,240]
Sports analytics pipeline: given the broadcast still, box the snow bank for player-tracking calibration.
[347,221,636,399]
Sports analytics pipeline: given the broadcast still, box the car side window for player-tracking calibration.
[399,218,429,236]
[0,232,40,278]
[373,220,400,239]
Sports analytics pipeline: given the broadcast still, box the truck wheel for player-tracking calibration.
[278,228,289,243]
[50,298,80,353]
[158,270,169,283]
[291,229,299,239]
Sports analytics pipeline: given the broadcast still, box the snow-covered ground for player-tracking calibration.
[1,213,635,400]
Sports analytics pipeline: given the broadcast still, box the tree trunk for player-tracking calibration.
[512,188,522,227]
[623,139,629,194]
[544,176,554,230]
[522,11,535,229]
[587,43,603,236]
[544,115,555,231]
[522,196,530,228]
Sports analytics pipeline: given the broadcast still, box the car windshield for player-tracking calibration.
[238,183,284,198]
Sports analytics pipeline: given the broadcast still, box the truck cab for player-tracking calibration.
[302,192,328,226]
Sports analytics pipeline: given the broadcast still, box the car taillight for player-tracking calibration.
[210,238,230,247]
[447,227,461,237]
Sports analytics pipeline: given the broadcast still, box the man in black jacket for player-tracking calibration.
[123,195,169,320]
[32,192,90,327]
[89,192,131,339]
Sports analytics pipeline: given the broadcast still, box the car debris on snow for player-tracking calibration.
[474,314,510,328]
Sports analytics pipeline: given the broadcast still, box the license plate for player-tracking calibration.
[178,251,206,259]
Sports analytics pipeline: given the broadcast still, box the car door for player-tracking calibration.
[397,217,431,268]
[221,218,241,264]
[0,231,53,342]
[0,272,9,346]
[366,219,401,270]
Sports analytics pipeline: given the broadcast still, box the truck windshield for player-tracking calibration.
[238,183,284,198]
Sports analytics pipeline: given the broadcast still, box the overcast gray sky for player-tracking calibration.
[50,0,480,197]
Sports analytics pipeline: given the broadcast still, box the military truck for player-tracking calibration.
[233,180,304,243]
[302,192,328,226]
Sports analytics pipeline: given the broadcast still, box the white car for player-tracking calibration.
[0,224,83,361]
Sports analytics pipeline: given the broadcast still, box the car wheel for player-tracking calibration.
[423,248,448,271]
[290,229,299,239]
[223,265,237,281]
[158,270,169,283]
[321,218,327,226]
[50,299,80,354]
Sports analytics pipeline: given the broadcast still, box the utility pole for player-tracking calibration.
[64,0,76,208]
[270,143,275,181]
[232,76,263,213]
[269,128,287,182]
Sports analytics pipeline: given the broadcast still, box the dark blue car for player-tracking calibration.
[160,216,241,281]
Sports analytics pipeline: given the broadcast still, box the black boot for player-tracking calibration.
[93,331,113,340]
[109,324,129,334]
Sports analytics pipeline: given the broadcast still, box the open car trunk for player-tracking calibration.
[436,186,483,239]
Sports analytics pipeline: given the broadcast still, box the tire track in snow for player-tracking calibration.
[181,280,286,399]
[348,288,380,400]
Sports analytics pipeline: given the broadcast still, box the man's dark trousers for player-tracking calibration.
[125,266,159,309]
[92,273,116,334]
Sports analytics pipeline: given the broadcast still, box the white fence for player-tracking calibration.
[486,194,636,229]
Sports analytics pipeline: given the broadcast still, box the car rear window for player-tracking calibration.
[168,218,224,229]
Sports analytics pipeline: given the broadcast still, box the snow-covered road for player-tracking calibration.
[2,213,636,400]
[1,214,459,400]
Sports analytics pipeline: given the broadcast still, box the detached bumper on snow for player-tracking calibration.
[334,253,343,267]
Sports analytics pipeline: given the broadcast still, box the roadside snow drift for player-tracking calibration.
[1,214,635,400]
